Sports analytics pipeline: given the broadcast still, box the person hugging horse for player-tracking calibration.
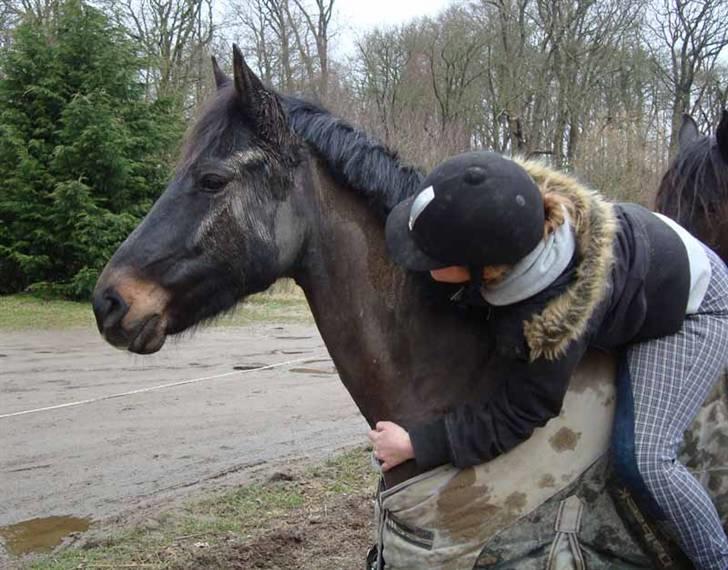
[369,151,728,569]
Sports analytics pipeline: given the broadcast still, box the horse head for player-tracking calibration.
[92,46,308,353]
[656,111,728,263]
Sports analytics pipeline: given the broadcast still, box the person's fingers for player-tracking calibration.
[368,430,379,442]
[381,461,391,472]
[375,421,388,431]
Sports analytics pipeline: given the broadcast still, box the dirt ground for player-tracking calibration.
[149,454,379,570]
[194,493,375,570]
[0,324,370,564]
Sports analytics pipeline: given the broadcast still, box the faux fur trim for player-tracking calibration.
[513,159,617,361]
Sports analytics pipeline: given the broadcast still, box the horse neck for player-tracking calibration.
[291,159,493,485]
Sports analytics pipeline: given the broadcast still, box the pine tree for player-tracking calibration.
[0,0,183,298]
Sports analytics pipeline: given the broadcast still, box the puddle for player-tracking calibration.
[0,516,90,555]
[289,367,338,375]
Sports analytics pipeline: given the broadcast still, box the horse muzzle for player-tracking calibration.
[92,271,171,354]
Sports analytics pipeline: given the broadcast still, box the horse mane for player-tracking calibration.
[656,135,728,232]
[283,96,424,216]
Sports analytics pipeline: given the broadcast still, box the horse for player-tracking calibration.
[656,111,728,263]
[92,47,728,569]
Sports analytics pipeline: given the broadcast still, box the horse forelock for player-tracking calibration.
[176,87,297,179]
[176,88,238,175]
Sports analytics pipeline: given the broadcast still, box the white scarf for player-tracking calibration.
[481,210,575,306]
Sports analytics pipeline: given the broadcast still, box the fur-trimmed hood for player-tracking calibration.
[512,159,617,361]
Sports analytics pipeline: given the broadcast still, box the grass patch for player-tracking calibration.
[0,289,311,331]
[21,446,377,570]
[213,295,312,328]
[0,295,97,330]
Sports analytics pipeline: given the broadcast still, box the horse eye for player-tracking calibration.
[199,173,229,193]
[200,175,228,192]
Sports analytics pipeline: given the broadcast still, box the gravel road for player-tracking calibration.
[0,325,367,533]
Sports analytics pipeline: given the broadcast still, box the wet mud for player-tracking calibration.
[0,516,90,555]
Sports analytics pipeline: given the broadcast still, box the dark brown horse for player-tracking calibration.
[91,47,496,488]
[656,112,728,263]
[92,48,727,568]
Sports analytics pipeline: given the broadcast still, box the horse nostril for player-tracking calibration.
[92,288,129,334]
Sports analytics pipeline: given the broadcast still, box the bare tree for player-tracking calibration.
[473,0,542,153]
[355,29,409,144]
[0,1,19,50]
[290,0,334,95]
[425,7,488,140]
[260,0,295,90]
[14,0,58,21]
[698,65,728,124]
[647,0,728,154]
[103,0,214,106]
[0,0,59,42]
[231,0,275,83]
[229,0,335,98]
[532,0,643,166]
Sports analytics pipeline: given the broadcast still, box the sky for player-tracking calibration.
[331,0,454,57]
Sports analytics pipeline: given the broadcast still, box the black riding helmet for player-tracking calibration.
[385,151,545,271]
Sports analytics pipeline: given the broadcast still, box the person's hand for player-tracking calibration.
[368,421,414,471]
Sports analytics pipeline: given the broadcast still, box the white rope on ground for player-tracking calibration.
[0,353,329,420]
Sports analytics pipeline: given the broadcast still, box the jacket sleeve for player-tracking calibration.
[409,336,590,470]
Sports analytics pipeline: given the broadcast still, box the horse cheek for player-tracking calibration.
[232,192,283,289]
[272,199,304,274]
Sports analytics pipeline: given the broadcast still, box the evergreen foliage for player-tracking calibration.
[0,0,183,298]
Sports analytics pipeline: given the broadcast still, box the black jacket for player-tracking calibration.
[409,162,691,471]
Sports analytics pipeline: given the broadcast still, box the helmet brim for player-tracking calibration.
[385,197,449,272]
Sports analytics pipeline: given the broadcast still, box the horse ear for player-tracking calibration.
[211,56,230,90]
[231,44,289,145]
[678,114,700,150]
[232,44,267,113]
[717,109,728,163]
